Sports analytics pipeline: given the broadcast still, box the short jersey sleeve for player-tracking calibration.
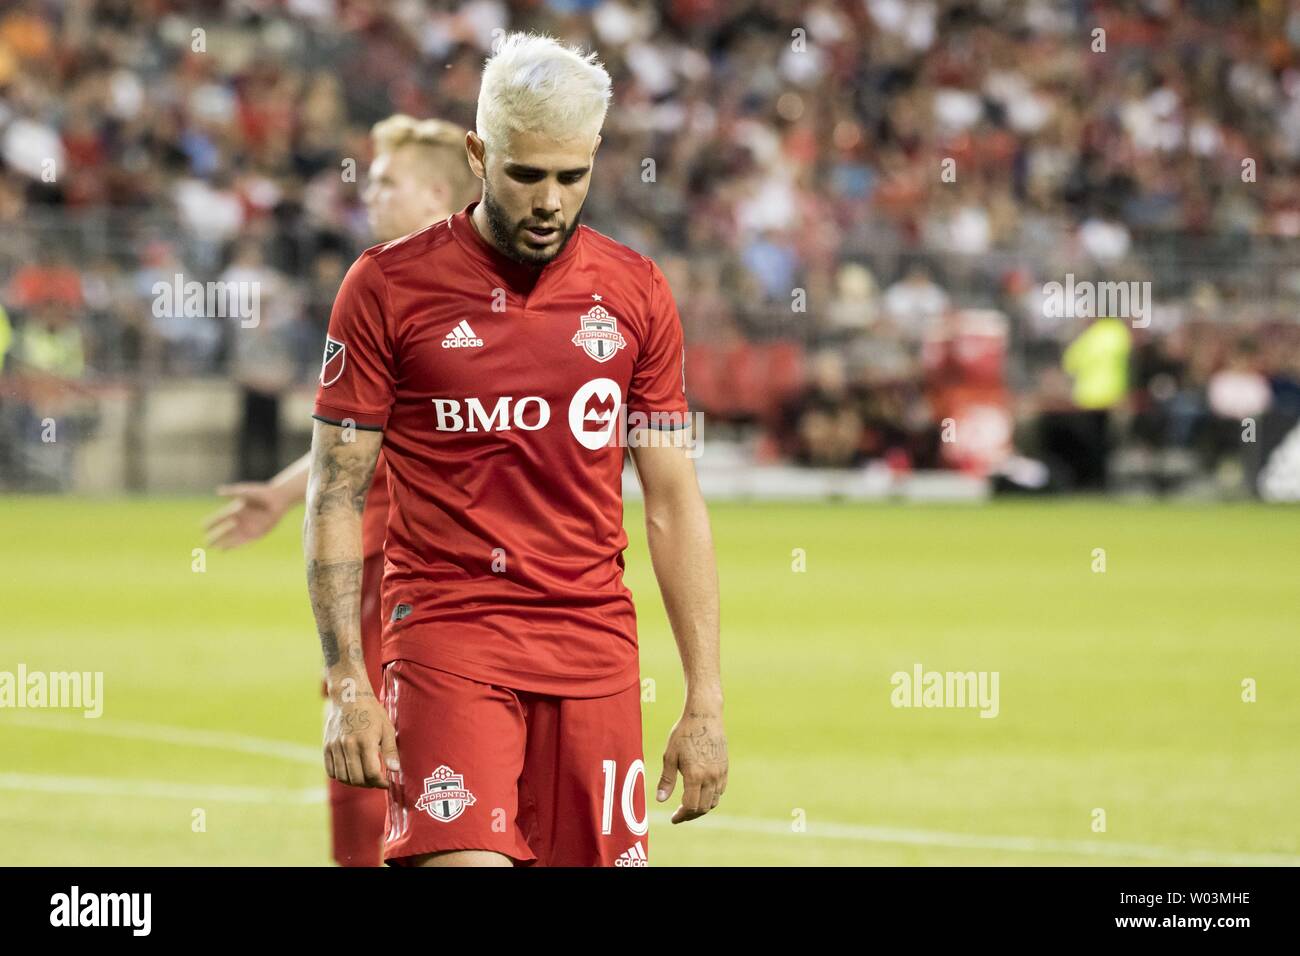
[312,253,395,431]
[626,259,690,428]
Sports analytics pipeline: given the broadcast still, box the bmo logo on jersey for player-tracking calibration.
[430,379,624,451]
[431,395,550,432]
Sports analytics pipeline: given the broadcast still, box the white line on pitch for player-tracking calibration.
[0,772,325,805]
[0,712,319,764]
[6,715,1296,866]
[654,813,1300,866]
[2,769,1294,867]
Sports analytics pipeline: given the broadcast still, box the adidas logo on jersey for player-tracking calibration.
[442,320,483,349]
[614,842,648,867]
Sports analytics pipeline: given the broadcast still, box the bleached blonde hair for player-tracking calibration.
[371,114,477,202]
[476,32,612,151]
[372,114,464,154]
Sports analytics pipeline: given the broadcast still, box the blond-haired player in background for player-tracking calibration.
[203,114,477,866]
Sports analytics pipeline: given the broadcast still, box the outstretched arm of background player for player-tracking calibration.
[304,420,398,789]
[630,439,726,824]
[203,452,311,549]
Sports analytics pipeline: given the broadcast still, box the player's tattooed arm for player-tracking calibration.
[304,420,397,789]
[303,420,381,676]
[306,560,362,667]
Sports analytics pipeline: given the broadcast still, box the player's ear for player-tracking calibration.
[591,132,602,160]
[465,131,487,179]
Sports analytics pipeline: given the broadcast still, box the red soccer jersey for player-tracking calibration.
[313,202,689,697]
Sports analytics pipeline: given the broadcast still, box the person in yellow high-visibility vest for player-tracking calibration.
[14,309,85,379]
[1062,316,1131,410]
[0,303,12,374]
[1043,316,1133,490]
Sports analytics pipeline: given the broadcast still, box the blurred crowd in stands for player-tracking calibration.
[2,0,1300,494]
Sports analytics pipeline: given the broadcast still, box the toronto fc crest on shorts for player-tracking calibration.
[571,304,627,363]
[414,765,477,822]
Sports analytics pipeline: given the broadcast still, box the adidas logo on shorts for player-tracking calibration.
[614,841,648,867]
[442,319,483,349]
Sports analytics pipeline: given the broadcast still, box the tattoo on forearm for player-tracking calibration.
[318,628,340,667]
[306,558,362,666]
[309,433,378,518]
[304,425,379,668]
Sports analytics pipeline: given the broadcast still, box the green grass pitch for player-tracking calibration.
[1,497,1296,866]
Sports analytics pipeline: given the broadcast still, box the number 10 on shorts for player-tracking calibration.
[601,759,649,836]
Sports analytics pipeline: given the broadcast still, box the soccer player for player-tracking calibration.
[304,32,726,867]
[203,114,477,866]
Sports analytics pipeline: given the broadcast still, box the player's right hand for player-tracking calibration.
[323,693,400,789]
[204,482,287,549]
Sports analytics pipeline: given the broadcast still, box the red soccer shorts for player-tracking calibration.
[324,549,387,867]
[381,658,649,867]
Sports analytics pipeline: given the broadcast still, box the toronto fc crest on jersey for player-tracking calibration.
[571,304,627,363]
[414,765,477,822]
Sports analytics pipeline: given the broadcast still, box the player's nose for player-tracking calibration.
[532,183,563,218]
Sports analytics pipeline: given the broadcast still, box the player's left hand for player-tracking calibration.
[656,708,727,824]
[203,482,288,549]
[323,691,399,789]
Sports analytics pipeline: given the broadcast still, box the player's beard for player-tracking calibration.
[481,181,583,266]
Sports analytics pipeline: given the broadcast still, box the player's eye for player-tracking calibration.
[508,169,545,183]
[559,171,587,185]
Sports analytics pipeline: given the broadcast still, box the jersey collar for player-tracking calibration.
[450,200,584,297]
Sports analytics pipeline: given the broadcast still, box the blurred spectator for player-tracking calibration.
[824,262,879,336]
[11,303,85,379]
[883,264,950,341]
[1062,317,1132,413]
[0,302,11,372]
[2,298,89,490]
[1206,341,1273,479]
[133,241,222,375]
[777,350,867,468]
[1043,316,1133,490]
[1207,343,1273,423]
[223,239,298,481]
[8,253,82,312]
